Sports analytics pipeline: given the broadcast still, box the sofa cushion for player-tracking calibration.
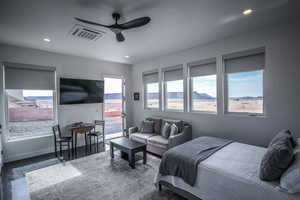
[147,135,169,149]
[162,119,183,133]
[140,120,154,133]
[146,117,162,134]
[259,131,294,181]
[129,133,155,144]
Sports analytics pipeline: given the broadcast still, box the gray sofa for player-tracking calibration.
[128,117,192,156]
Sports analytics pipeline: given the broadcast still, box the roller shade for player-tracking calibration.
[189,59,216,77]
[143,71,159,83]
[224,52,265,73]
[163,66,183,81]
[4,63,56,90]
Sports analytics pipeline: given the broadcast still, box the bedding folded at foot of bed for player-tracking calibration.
[159,136,232,186]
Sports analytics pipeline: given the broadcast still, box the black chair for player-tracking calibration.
[52,125,73,159]
[88,120,105,152]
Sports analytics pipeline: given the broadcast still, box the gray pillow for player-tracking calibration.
[140,120,154,133]
[146,117,162,134]
[169,124,179,137]
[161,122,171,139]
[279,147,300,194]
[269,129,295,147]
[259,132,294,181]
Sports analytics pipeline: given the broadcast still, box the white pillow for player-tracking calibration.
[279,145,300,194]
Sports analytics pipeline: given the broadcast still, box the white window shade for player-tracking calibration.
[189,59,216,77]
[224,52,265,73]
[143,71,159,83]
[4,62,56,90]
[163,66,183,81]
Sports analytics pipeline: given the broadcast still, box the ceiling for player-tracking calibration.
[0,0,299,64]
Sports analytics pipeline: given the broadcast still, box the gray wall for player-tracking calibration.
[0,44,132,162]
[131,22,300,147]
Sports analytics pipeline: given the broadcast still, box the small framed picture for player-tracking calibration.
[133,92,140,101]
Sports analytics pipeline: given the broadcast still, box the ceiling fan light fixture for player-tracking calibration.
[43,38,51,42]
[243,9,253,15]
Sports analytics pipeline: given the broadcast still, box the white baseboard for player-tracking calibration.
[4,142,92,163]
[4,147,54,163]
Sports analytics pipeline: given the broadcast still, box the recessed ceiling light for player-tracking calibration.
[43,38,51,42]
[124,55,130,59]
[243,9,253,15]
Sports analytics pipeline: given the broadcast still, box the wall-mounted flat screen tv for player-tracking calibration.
[60,78,104,104]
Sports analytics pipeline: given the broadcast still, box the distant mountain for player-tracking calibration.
[230,96,263,100]
[24,96,52,100]
[192,92,215,99]
[104,93,122,99]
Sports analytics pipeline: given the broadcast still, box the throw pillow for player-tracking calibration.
[161,122,171,139]
[279,147,300,194]
[169,124,179,137]
[146,117,162,134]
[269,129,295,147]
[140,120,154,133]
[259,132,294,181]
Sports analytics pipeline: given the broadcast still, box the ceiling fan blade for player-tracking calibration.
[116,32,125,42]
[75,17,110,28]
[119,17,151,30]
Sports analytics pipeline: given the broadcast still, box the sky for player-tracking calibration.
[228,70,263,97]
[147,70,263,98]
[23,90,52,97]
[104,77,122,93]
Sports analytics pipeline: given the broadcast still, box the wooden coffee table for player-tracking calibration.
[110,137,147,169]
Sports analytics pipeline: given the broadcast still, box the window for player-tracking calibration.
[4,63,56,140]
[143,71,159,109]
[146,83,159,109]
[189,59,217,113]
[224,49,265,115]
[163,66,184,111]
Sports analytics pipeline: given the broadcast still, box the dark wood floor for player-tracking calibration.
[1,143,107,200]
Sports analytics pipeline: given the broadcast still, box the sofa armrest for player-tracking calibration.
[168,125,192,148]
[128,126,138,135]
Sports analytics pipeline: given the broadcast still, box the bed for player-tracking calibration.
[155,140,300,200]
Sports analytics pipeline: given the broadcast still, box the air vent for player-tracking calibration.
[69,24,105,41]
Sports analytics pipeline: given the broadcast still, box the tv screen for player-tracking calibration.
[60,78,104,104]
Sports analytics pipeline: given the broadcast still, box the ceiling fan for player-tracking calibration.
[75,13,151,42]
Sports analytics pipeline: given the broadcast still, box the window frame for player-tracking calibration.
[3,64,57,142]
[223,50,265,117]
[144,82,160,111]
[187,58,218,114]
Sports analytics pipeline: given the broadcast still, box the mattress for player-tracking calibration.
[155,142,300,200]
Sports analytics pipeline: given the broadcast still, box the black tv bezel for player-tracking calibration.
[59,77,104,105]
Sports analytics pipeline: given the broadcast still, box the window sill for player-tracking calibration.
[6,133,53,143]
[144,108,160,111]
[164,109,184,113]
[224,112,266,118]
[190,111,217,116]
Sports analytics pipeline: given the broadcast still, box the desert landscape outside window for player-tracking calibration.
[146,82,159,109]
[165,80,184,110]
[227,70,263,114]
[191,75,217,112]
[7,90,55,140]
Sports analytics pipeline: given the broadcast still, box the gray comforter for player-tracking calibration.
[159,136,232,186]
